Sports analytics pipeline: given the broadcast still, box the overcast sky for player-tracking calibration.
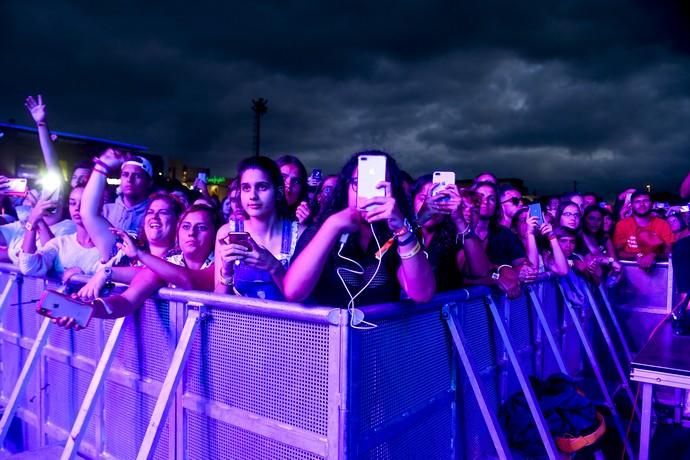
[2,0,690,196]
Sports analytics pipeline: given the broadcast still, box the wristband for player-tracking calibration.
[397,232,416,247]
[37,121,47,127]
[398,241,422,259]
[92,157,112,175]
[93,166,109,177]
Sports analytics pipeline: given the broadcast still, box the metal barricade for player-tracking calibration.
[0,261,654,459]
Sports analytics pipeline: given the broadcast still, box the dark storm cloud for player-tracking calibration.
[2,0,690,196]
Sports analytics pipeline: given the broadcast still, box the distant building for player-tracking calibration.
[0,122,160,182]
[166,159,231,199]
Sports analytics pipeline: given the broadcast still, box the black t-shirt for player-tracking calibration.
[673,235,690,293]
[293,226,402,307]
[487,226,526,267]
[424,230,463,292]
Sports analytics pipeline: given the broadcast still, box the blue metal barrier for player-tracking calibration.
[0,262,648,459]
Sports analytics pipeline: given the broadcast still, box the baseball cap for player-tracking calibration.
[122,156,153,178]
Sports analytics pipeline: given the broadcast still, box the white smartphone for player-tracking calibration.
[432,171,455,196]
[3,178,28,196]
[356,155,387,210]
[36,290,94,328]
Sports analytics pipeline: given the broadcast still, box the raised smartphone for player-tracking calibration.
[528,203,545,227]
[36,290,94,328]
[2,178,28,196]
[356,155,387,210]
[432,171,455,196]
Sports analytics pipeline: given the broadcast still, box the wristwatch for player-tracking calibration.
[103,266,113,285]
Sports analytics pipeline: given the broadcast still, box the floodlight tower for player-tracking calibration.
[252,98,268,157]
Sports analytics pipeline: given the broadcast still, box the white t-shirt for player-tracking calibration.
[18,233,104,277]
[0,219,76,264]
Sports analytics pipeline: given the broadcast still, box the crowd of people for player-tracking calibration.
[1,95,689,329]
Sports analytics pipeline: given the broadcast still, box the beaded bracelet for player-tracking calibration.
[399,241,422,259]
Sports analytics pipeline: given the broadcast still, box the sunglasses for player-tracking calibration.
[501,197,523,206]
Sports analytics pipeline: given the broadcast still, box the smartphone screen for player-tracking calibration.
[36,291,93,328]
[432,171,455,196]
[528,203,545,227]
[197,172,207,182]
[356,155,387,210]
[227,231,252,251]
[4,178,28,196]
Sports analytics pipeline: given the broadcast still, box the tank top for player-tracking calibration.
[229,219,299,300]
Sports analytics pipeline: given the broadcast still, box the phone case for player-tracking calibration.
[4,178,28,196]
[432,171,455,195]
[36,291,94,328]
[357,155,387,210]
[227,232,252,250]
[528,203,545,226]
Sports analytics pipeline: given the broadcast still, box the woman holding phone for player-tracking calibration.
[76,192,183,300]
[55,204,218,327]
[283,151,435,306]
[214,156,303,300]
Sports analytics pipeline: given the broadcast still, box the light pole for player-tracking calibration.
[251,98,268,157]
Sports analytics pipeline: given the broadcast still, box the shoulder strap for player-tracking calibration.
[280,219,293,256]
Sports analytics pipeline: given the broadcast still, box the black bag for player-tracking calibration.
[499,373,599,456]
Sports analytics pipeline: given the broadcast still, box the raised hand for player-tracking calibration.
[327,206,361,234]
[0,176,9,194]
[539,222,554,238]
[25,95,46,124]
[525,215,539,234]
[111,228,140,259]
[360,181,404,231]
[27,198,58,225]
[295,201,311,224]
[98,148,128,171]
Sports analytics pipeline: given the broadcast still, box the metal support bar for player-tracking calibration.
[582,285,639,419]
[527,286,568,375]
[136,303,205,460]
[486,297,559,460]
[558,282,636,460]
[0,316,53,444]
[61,317,127,460]
[442,304,513,460]
[0,273,18,319]
[639,383,653,460]
[597,285,634,363]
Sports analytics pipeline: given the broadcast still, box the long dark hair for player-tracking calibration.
[471,180,500,230]
[275,154,308,210]
[318,150,413,234]
[411,174,456,248]
[582,205,606,241]
[236,156,289,219]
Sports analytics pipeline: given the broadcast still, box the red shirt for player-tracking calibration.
[613,216,673,256]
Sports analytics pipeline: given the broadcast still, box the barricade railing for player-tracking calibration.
[0,261,660,459]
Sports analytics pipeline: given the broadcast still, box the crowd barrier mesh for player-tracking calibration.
[0,261,666,459]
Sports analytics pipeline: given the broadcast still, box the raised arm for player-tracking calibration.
[25,95,59,172]
[81,149,125,261]
[540,224,569,276]
[284,208,359,302]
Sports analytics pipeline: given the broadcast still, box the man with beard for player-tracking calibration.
[613,190,673,269]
